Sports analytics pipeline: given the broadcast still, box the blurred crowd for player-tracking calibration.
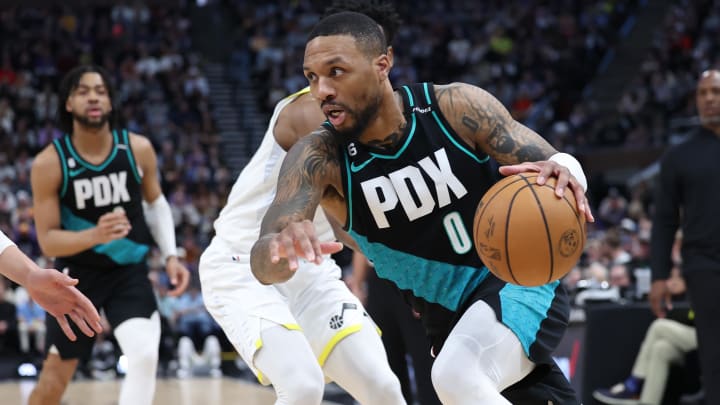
[0,0,716,383]
[0,3,228,378]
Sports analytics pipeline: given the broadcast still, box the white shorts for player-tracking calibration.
[199,236,370,383]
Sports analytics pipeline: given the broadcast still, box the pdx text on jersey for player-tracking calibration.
[359,148,468,229]
[73,171,131,210]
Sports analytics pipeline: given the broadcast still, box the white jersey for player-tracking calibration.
[213,88,335,255]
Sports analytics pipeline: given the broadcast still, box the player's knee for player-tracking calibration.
[431,354,467,400]
[275,364,324,405]
[126,343,159,373]
[366,375,405,404]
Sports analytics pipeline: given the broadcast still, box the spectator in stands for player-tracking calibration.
[0,278,17,354]
[170,284,215,350]
[593,315,697,405]
[16,293,46,357]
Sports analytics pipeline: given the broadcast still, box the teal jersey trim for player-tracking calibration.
[499,281,559,356]
[401,86,415,108]
[423,82,432,105]
[122,129,142,183]
[60,206,149,265]
[53,139,69,198]
[64,130,119,171]
[350,231,489,311]
[344,155,354,232]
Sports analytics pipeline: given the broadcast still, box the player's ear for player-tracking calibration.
[386,46,395,68]
[375,53,391,81]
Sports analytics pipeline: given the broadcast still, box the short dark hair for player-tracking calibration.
[307,11,386,58]
[323,0,401,47]
[57,65,119,134]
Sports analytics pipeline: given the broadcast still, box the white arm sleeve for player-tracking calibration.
[549,152,588,193]
[143,195,178,261]
[0,230,15,255]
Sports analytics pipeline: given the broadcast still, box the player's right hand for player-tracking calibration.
[268,219,343,270]
[93,210,131,244]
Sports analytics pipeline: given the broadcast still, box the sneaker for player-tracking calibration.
[593,382,641,405]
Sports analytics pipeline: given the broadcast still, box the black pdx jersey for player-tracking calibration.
[337,82,502,311]
[52,129,153,269]
[337,83,568,361]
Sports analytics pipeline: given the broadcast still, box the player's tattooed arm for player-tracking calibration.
[251,128,342,284]
[434,83,557,165]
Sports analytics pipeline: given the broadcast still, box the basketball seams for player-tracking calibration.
[535,182,587,255]
[504,184,526,285]
[474,176,527,284]
[474,173,584,287]
[518,174,554,284]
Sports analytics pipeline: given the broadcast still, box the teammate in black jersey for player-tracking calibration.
[29,65,189,405]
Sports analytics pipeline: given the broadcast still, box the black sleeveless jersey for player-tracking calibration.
[53,129,153,269]
[337,83,502,311]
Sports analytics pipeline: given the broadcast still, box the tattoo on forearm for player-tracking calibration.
[263,129,340,234]
[437,84,555,164]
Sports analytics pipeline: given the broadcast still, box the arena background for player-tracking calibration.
[0,0,716,404]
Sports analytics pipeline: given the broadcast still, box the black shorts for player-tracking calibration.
[407,276,577,403]
[502,362,579,405]
[411,275,569,364]
[46,261,157,360]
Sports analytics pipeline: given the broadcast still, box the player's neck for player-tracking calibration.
[358,90,406,148]
[71,123,113,156]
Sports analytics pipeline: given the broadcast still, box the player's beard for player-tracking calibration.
[73,111,110,130]
[334,92,382,141]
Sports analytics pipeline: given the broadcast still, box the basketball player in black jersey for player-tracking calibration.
[29,65,189,405]
[251,12,595,405]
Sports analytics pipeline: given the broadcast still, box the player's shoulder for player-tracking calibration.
[125,132,157,167]
[274,91,325,151]
[32,141,62,171]
[126,131,153,151]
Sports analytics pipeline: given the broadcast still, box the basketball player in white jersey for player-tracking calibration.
[199,4,405,404]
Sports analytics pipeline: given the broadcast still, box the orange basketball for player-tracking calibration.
[473,173,586,286]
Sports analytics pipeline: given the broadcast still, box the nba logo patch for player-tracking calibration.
[68,158,76,168]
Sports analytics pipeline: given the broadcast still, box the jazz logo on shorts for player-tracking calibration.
[329,303,357,329]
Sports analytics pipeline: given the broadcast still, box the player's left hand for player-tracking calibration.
[165,256,190,297]
[26,267,103,341]
[499,161,594,222]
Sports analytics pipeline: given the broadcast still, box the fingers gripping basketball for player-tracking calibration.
[473,174,586,286]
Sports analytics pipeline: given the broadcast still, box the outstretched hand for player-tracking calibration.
[268,220,343,270]
[26,268,103,341]
[499,161,595,222]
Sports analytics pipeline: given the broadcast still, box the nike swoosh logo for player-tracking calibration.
[69,168,86,177]
[350,158,374,173]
